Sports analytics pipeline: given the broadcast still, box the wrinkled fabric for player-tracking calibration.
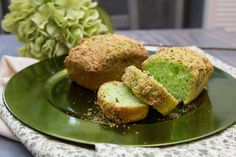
[0,55,95,156]
[0,55,37,140]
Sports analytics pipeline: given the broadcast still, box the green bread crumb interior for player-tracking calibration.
[103,82,145,106]
[144,59,192,101]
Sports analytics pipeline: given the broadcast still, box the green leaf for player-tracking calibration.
[96,4,113,33]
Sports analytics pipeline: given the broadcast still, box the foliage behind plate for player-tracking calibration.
[2,0,113,60]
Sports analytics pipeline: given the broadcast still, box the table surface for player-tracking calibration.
[0,28,236,156]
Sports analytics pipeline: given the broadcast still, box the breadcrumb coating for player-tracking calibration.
[97,81,149,124]
[64,34,148,90]
[143,47,213,104]
[122,66,178,115]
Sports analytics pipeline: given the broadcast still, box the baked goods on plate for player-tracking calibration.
[64,34,148,90]
[122,66,178,116]
[143,47,213,104]
[97,81,148,124]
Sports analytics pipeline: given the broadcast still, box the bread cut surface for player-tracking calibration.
[142,47,213,104]
[64,34,148,90]
[122,66,178,115]
[97,81,149,124]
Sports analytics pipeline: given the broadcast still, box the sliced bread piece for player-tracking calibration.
[142,47,213,104]
[122,66,178,115]
[97,81,149,124]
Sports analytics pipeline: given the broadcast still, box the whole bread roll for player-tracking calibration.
[64,34,148,90]
[142,47,213,104]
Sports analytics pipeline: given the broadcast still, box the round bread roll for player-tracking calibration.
[64,34,148,90]
[97,81,149,124]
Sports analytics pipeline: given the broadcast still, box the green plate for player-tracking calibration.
[3,52,236,147]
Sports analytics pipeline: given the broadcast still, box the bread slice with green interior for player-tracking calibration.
[97,81,149,124]
[122,66,178,116]
[142,47,213,104]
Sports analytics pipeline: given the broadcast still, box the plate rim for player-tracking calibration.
[3,47,236,147]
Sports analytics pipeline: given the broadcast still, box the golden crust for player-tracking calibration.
[122,66,178,115]
[64,34,148,90]
[97,81,149,124]
[142,47,213,104]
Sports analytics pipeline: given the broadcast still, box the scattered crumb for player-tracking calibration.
[68,95,200,127]
[87,111,92,116]
[168,112,180,120]
[115,98,119,103]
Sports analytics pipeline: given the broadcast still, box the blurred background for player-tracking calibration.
[1,0,236,33]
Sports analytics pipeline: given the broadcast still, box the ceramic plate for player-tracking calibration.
[3,50,236,146]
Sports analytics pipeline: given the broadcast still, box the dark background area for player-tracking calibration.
[1,0,204,32]
[183,0,204,28]
[98,0,204,29]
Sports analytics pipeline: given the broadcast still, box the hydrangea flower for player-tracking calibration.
[2,0,110,60]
